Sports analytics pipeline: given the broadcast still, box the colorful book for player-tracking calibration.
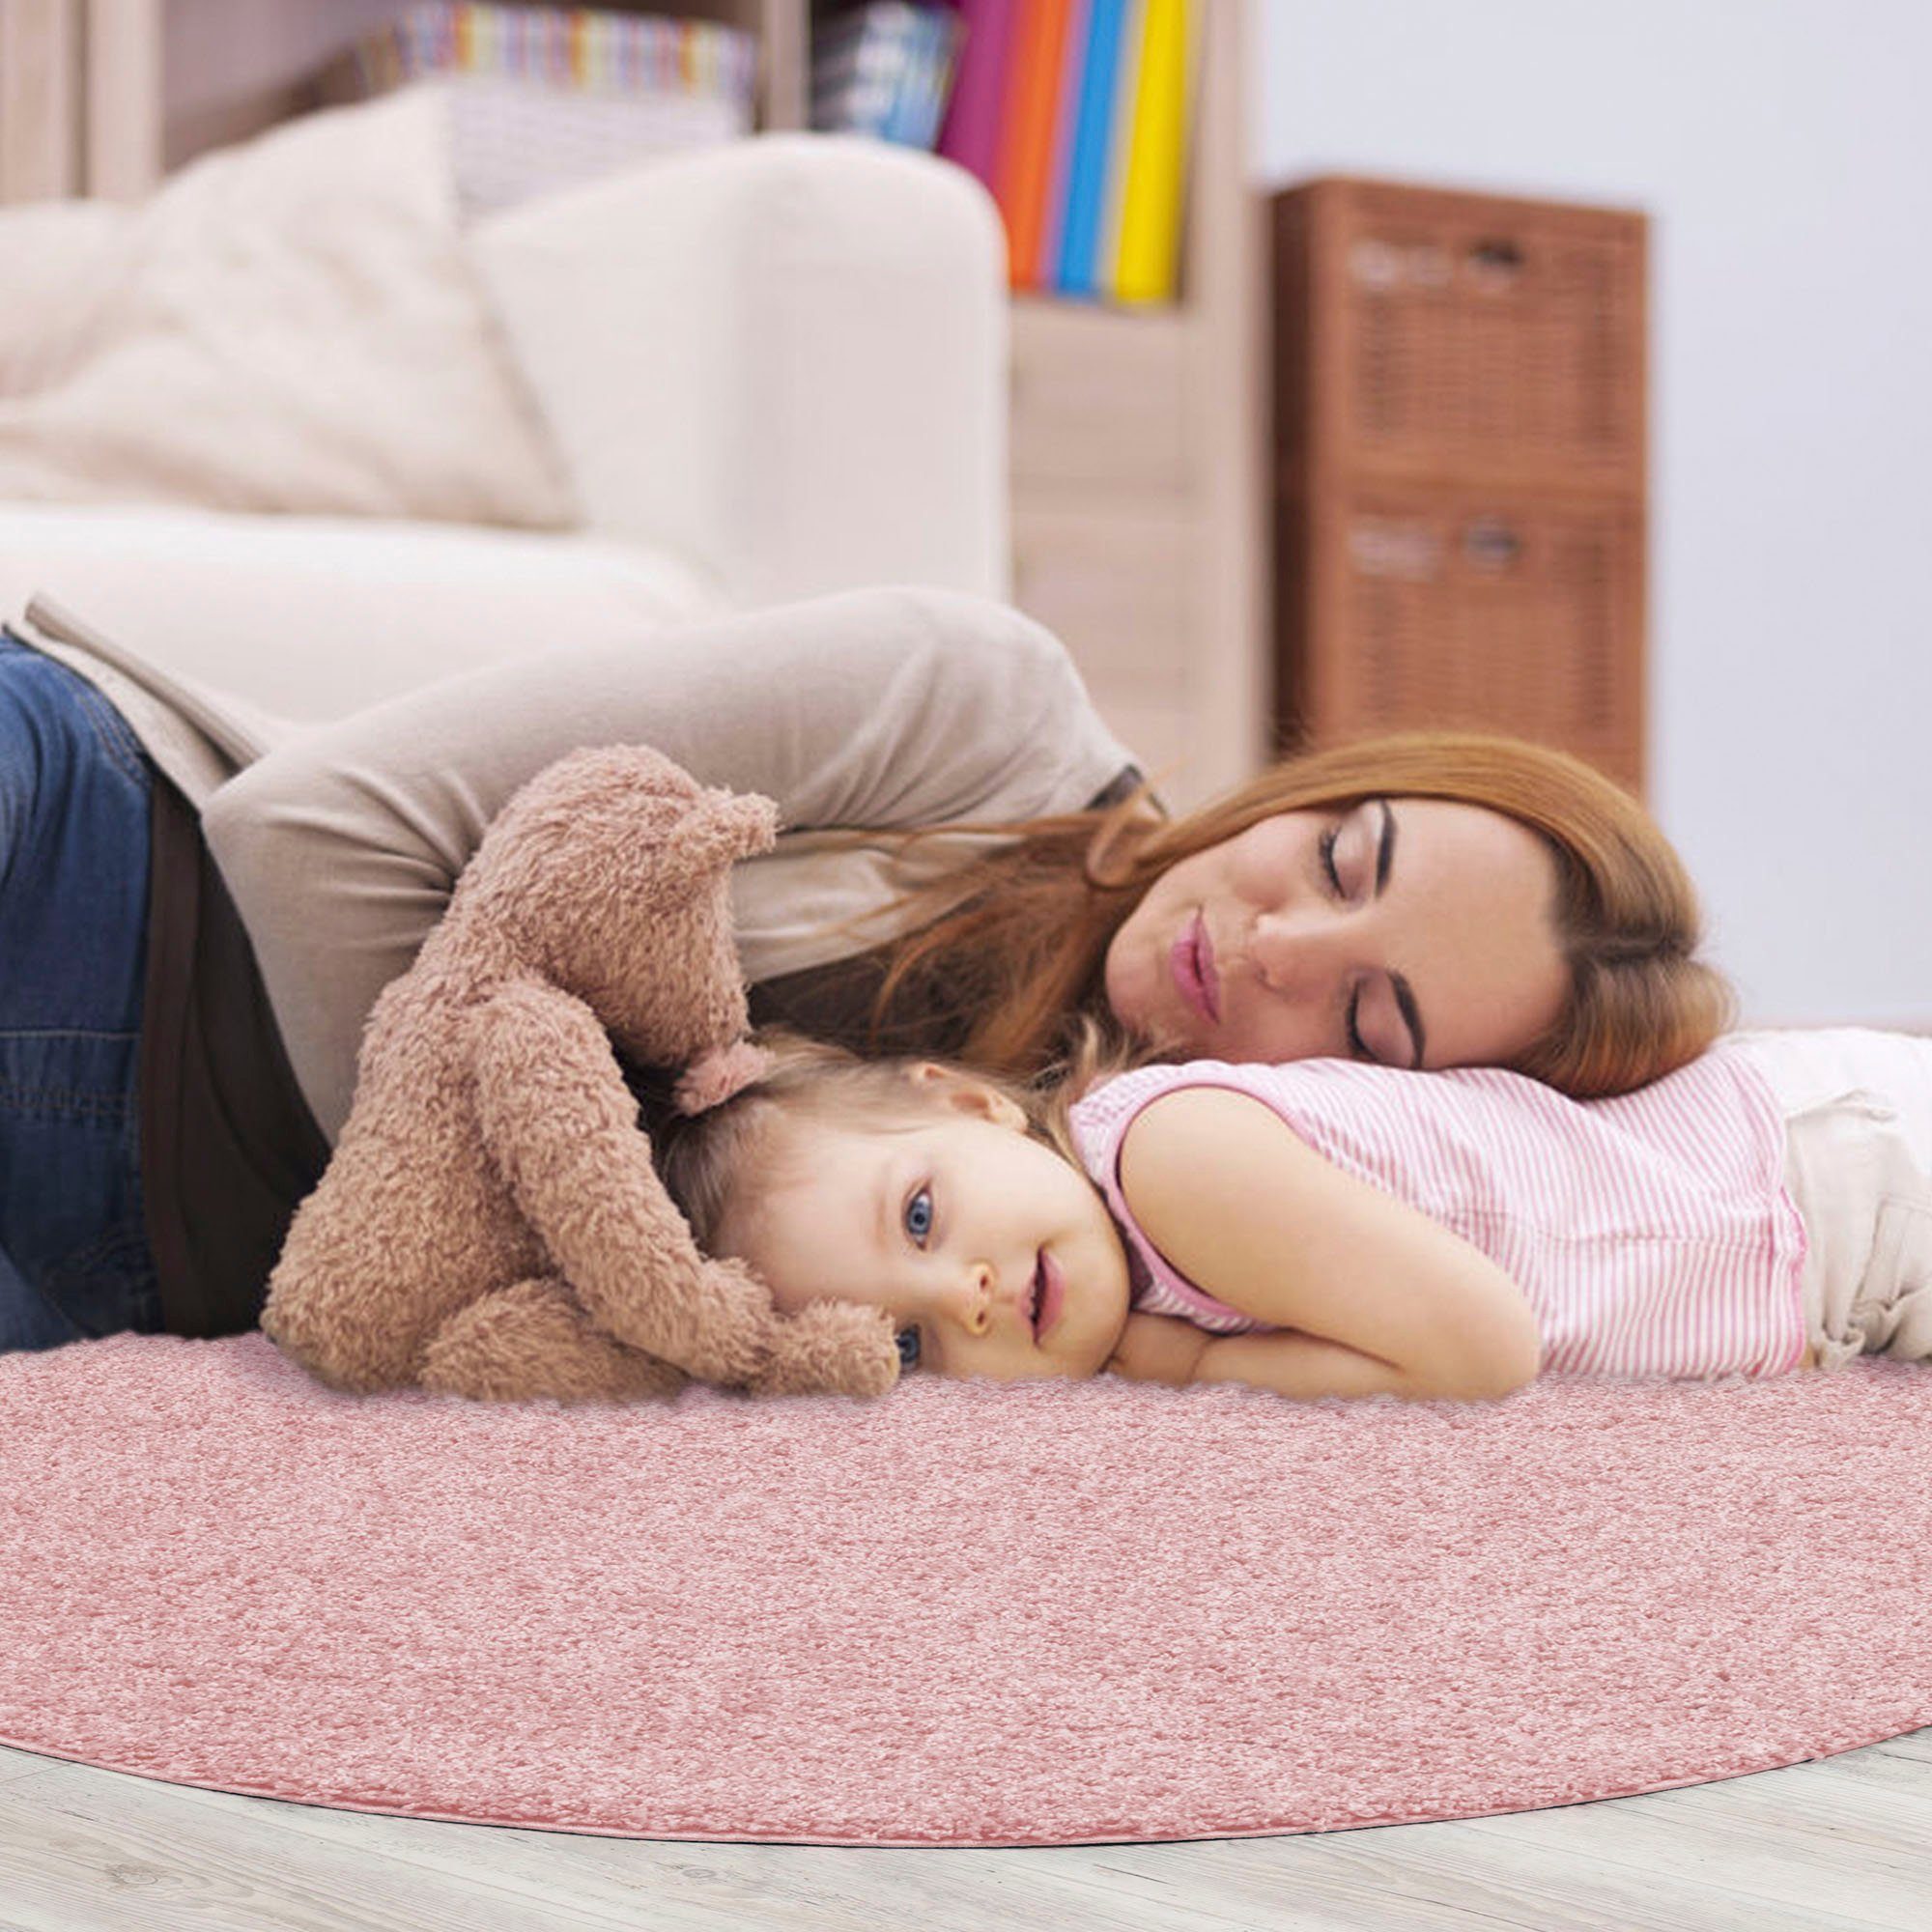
[898,9,966,147]
[812,5,962,147]
[1113,0,1199,303]
[995,0,1077,290]
[1094,0,1147,298]
[352,4,754,102]
[1052,0,1129,297]
[1033,0,1093,287]
[936,0,1016,184]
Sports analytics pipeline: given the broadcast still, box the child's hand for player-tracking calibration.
[1105,1312,1211,1387]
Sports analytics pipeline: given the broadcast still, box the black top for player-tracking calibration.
[141,773,333,1337]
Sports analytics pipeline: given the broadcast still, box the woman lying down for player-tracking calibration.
[647,1019,1932,1402]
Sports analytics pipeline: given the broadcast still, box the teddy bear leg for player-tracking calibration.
[418,1278,689,1406]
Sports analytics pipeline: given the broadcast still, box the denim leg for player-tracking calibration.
[0,631,162,1351]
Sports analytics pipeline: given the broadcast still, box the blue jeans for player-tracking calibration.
[0,629,163,1351]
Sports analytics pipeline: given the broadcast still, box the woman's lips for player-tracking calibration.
[1034,1249,1066,1339]
[1169,910,1219,1024]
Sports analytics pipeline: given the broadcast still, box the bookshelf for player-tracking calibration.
[1,0,1268,812]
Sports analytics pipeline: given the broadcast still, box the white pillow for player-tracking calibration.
[0,86,578,529]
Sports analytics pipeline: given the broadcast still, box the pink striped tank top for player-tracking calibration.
[1065,1038,1812,1380]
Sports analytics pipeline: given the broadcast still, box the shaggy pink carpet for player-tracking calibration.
[2,1332,1930,1848]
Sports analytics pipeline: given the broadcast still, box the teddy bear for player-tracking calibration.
[258,742,903,1406]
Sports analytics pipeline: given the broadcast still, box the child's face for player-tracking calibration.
[715,1069,1133,1381]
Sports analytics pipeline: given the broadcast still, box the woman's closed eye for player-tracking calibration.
[1345,987,1373,1062]
[1316,815,1377,1060]
[1318,821,1352,900]
[1317,800,1386,903]
[1314,803,1420,1068]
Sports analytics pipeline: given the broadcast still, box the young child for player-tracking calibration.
[644,1022,1932,1401]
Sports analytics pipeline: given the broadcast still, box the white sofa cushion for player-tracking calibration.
[0,87,576,531]
[0,502,727,723]
[468,132,1010,610]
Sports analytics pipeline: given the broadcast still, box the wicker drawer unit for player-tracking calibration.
[1271,175,1649,793]
[1281,483,1644,788]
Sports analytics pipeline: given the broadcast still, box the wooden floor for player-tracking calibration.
[1,1724,1929,1931]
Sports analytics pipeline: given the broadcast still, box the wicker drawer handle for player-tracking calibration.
[1466,239,1526,291]
[1350,237,1530,295]
[1463,518,1522,568]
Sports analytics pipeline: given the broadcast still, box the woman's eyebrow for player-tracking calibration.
[1375,798,1396,895]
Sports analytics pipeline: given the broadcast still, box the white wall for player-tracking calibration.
[1256,0,1932,1028]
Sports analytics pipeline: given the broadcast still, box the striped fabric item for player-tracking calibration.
[351,5,755,102]
[1066,1041,1812,1380]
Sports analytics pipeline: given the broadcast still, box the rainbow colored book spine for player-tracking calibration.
[1052,0,1128,298]
[994,0,1077,291]
[1111,0,1199,303]
[937,0,1017,185]
[355,4,754,101]
[941,0,1197,304]
[1033,0,1093,287]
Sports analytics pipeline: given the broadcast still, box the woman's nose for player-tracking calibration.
[1247,908,1349,1002]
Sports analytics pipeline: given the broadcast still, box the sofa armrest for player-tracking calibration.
[466,133,1010,611]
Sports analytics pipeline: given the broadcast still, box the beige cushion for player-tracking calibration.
[0,500,728,725]
[0,86,577,530]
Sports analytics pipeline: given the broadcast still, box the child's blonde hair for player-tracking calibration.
[645,1020,1140,1256]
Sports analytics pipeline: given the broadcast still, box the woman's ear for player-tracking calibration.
[906,1063,1029,1132]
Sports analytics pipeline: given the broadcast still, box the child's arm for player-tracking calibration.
[1102,1314,1475,1402]
[1106,1312,1212,1385]
[1117,1087,1543,1403]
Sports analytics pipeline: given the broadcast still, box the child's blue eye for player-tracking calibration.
[895,1325,923,1370]
[904,1184,934,1246]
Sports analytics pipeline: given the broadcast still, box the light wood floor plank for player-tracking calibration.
[0,1725,1928,1932]
[0,1759,634,1932]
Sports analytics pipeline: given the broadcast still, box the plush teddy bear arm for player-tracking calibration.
[469,978,780,1389]
[470,981,903,1401]
[420,1277,690,1406]
[747,1297,904,1401]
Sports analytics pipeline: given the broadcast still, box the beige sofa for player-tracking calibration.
[0,120,1009,725]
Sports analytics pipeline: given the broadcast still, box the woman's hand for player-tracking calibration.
[1105,1311,1211,1386]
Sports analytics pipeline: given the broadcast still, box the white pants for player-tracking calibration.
[1732,1027,1932,1373]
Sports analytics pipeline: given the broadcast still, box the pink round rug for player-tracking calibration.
[2,1331,1930,1848]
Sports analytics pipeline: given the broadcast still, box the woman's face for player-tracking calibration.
[1103,796,1570,1069]
[713,1076,1132,1382]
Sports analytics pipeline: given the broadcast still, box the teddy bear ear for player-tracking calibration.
[671,1039,772,1116]
[685,792,781,873]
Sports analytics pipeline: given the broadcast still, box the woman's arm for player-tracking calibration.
[1117,1087,1543,1403]
[203,586,1136,1141]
